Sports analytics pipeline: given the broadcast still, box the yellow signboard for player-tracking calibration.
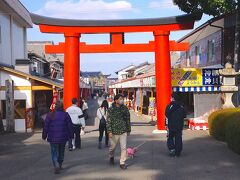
[149,97,156,116]
[171,68,202,87]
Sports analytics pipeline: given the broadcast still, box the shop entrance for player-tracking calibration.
[179,92,194,117]
[34,90,53,128]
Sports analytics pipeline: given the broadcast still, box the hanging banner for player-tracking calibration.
[50,91,58,110]
[25,108,34,130]
[142,77,156,87]
[149,97,156,116]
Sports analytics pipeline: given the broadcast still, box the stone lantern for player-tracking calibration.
[219,62,240,108]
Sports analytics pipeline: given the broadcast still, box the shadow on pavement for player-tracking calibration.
[1,130,240,180]
[0,132,34,155]
[1,98,240,180]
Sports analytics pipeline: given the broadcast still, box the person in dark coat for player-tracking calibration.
[42,101,73,174]
[165,93,186,157]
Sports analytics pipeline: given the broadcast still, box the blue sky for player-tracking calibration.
[20,0,212,77]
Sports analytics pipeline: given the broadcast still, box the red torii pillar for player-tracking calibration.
[154,30,172,131]
[64,33,80,108]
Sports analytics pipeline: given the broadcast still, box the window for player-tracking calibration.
[1,100,26,119]
[195,46,200,65]
[208,40,215,62]
[186,51,191,67]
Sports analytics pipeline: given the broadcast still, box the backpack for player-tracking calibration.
[99,109,106,124]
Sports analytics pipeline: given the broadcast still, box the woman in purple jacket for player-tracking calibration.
[42,101,73,174]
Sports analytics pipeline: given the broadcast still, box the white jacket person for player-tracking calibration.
[66,104,85,127]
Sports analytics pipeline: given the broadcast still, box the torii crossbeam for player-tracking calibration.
[45,35,189,53]
[31,13,201,131]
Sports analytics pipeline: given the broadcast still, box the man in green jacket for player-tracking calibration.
[107,94,131,170]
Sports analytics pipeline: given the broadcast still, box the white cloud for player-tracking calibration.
[148,0,178,10]
[35,0,135,19]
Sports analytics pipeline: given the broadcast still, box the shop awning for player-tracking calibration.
[0,66,63,88]
[173,86,221,92]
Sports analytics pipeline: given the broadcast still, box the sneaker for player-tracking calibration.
[54,167,60,174]
[109,157,114,165]
[69,148,73,151]
[73,146,76,150]
[120,164,127,170]
[169,149,176,157]
[59,164,63,170]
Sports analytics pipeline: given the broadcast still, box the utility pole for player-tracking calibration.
[5,80,15,132]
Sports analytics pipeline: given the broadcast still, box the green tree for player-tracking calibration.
[173,0,240,70]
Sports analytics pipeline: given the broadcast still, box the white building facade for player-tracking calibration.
[0,0,32,132]
[0,0,32,67]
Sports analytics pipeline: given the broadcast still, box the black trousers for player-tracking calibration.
[167,130,182,155]
[69,124,81,149]
[98,123,109,145]
[83,110,88,120]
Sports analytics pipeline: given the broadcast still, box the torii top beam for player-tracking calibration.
[31,13,201,34]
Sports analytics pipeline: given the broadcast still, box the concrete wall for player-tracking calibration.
[0,9,27,67]
[0,71,32,132]
[0,71,31,107]
[0,11,12,65]
[194,92,222,117]
[0,71,31,86]
[12,20,25,62]
[15,65,30,74]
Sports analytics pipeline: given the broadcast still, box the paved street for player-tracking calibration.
[1,98,240,180]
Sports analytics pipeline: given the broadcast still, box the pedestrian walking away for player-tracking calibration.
[80,98,89,120]
[107,94,131,170]
[42,101,73,174]
[66,98,86,150]
[165,93,186,157]
[97,100,109,149]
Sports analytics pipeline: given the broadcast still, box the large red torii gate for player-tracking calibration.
[31,13,201,131]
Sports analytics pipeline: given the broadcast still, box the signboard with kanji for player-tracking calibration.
[171,68,202,87]
[202,69,221,86]
[171,68,221,87]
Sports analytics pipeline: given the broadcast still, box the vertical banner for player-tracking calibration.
[25,108,34,131]
[50,91,58,111]
[135,90,140,107]
[5,79,14,132]
[149,97,156,116]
